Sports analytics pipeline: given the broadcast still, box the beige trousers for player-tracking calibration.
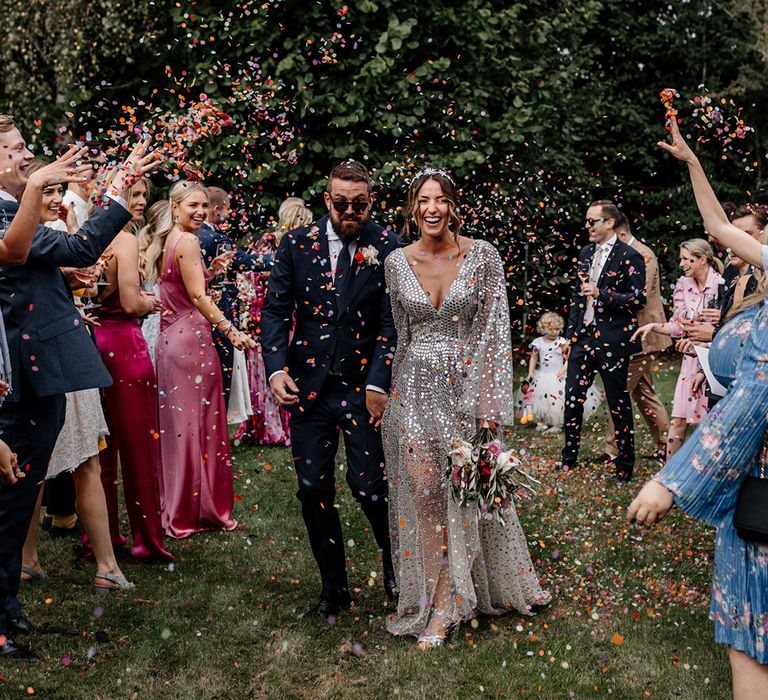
[605,353,670,456]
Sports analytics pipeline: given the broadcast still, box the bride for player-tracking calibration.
[382,168,550,649]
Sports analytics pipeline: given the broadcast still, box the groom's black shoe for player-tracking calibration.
[383,565,399,604]
[303,590,353,619]
[0,638,35,659]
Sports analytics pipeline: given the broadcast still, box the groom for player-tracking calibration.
[261,160,399,617]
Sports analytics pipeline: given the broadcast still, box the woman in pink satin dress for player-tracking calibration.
[235,198,311,445]
[93,177,173,561]
[148,181,255,538]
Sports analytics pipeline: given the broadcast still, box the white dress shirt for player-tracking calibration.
[269,221,385,394]
[583,234,617,326]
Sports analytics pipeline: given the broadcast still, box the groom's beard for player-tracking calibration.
[330,209,368,243]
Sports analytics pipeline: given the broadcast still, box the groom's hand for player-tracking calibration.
[366,390,388,429]
[269,372,299,407]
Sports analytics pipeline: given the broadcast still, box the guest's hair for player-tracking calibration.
[536,311,564,336]
[26,159,48,177]
[140,181,208,285]
[403,169,462,241]
[206,186,229,210]
[613,211,630,235]
[728,203,768,231]
[277,197,312,237]
[589,199,621,224]
[138,200,171,285]
[0,115,16,133]
[680,238,725,275]
[326,160,372,194]
[725,227,768,321]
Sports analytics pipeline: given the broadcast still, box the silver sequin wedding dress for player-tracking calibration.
[383,240,551,637]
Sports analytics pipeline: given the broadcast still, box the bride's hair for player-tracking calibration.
[403,169,462,241]
[140,181,207,285]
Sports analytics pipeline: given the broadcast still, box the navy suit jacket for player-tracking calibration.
[260,217,399,412]
[0,199,132,401]
[566,239,646,354]
[197,223,273,324]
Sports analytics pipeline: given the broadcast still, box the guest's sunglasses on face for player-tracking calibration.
[585,217,606,227]
[332,198,369,214]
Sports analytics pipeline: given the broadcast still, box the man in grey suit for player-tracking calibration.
[0,116,156,658]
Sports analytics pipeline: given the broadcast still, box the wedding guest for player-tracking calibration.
[19,169,133,591]
[0,115,155,658]
[561,200,646,481]
[634,239,724,459]
[138,200,170,363]
[92,176,172,561]
[383,168,550,648]
[149,181,254,538]
[629,117,768,699]
[598,211,671,466]
[235,197,312,446]
[261,161,398,617]
[197,186,273,406]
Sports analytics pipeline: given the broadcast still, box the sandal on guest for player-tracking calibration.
[93,572,135,595]
[20,566,48,583]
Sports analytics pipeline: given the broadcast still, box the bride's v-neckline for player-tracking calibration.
[402,240,479,313]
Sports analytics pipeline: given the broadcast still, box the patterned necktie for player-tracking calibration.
[583,245,605,326]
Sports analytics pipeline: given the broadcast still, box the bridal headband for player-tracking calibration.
[409,167,455,187]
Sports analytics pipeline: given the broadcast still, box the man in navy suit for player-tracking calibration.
[197,186,273,405]
[0,119,153,658]
[561,200,646,482]
[261,161,398,617]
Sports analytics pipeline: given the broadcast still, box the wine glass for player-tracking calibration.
[576,259,591,295]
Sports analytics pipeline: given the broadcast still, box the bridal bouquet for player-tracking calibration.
[446,427,540,525]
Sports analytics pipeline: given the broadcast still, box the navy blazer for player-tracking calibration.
[197,223,273,324]
[0,199,132,401]
[260,217,399,411]
[566,239,646,353]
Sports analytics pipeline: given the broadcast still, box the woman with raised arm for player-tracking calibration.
[20,167,133,591]
[382,169,550,649]
[149,181,255,538]
[628,119,768,698]
[92,176,172,562]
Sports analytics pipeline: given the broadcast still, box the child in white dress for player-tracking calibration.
[527,312,602,432]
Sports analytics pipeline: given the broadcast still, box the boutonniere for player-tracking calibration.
[355,244,380,267]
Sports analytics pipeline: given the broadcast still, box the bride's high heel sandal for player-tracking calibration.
[417,610,459,650]
[93,572,135,596]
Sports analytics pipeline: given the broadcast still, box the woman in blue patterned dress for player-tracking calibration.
[628,119,768,698]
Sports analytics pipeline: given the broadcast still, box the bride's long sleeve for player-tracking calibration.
[460,242,515,426]
[385,254,410,387]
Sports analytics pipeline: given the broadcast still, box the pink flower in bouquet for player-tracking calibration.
[485,440,503,458]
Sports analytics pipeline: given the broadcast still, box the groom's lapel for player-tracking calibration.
[301,217,336,303]
[336,222,380,321]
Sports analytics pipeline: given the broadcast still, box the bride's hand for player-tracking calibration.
[627,480,674,526]
[658,118,698,164]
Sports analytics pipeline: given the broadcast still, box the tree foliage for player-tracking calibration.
[2,0,767,333]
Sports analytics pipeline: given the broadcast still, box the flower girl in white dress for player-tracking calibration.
[527,312,602,432]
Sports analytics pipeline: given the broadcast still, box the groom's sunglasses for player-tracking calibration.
[585,217,606,227]
[332,198,369,214]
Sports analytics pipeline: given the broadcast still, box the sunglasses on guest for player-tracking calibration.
[331,198,369,214]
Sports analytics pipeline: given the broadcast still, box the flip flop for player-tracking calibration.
[20,566,48,583]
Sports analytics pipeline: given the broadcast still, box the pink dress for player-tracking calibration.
[667,267,723,424]
[156,234,237,538]
[234,232,291,446]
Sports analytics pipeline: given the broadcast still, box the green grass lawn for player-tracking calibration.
[1,356,734,699]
